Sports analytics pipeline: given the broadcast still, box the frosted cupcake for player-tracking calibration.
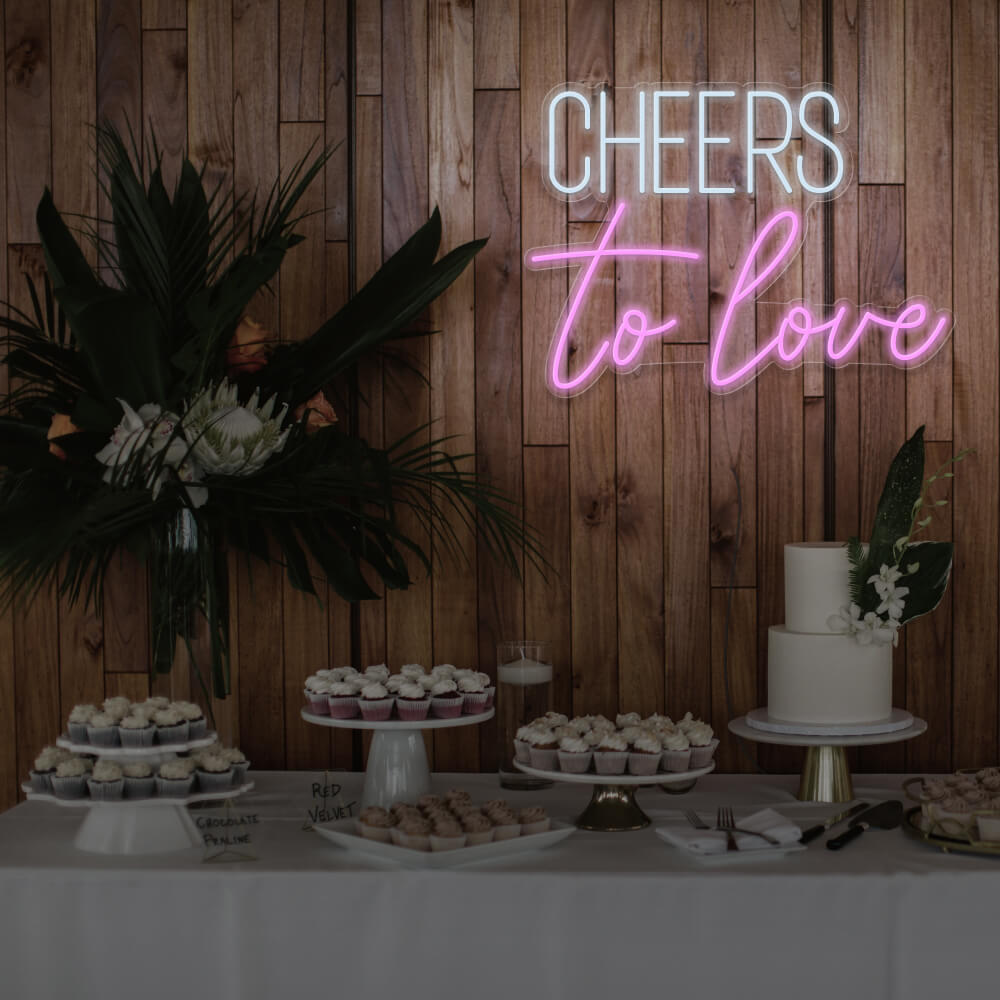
[462,812,495,846]
[156,759,196,797]
[686,721,718,767]
[119,712,156,748]
[86,712,120,748]
[304,675,332,715]
[472,671,495,709]
[431,663,457,680]
[628,733,663,776]
[87,760,124,801]
[358,806,396,842]
[358,681,394,721]
[396,681,431,721]
[519,806,550,835]
[50,757,89,799]
[364,663,391,683]
[220,747,250,784]
[557,735,593,773]
[67,704,98,743]
[175,701,207,740]
[489,808,521,841]
[458,675,489,715]
[660,728,692,772]
[102,697,132,722]
[430,678,463,719]
[393,815,432,850]
[196,753,235,793]
[616,711,641,728]
[153,707,189,744]
[141,697,171,714]
[30,747,68,792]
[513,725,534,763]
[527,727,559,770]
[327,680,360,719]
[430,818,467,851]
[593,731,630,775]
[123,761,155,798]
[385,674,407,694]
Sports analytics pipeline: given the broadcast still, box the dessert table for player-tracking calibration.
[0,771,997,1000]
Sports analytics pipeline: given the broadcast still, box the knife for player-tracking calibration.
[826,800,903,850]
[799,801,870,844]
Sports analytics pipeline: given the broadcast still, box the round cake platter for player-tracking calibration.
[513,760,716,832]
[729,714,928,803]
[301,707,494,809]
[56,732,218,763]
[22,781,254,855]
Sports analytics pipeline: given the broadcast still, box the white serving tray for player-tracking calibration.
[55,732,219,758]
[22,781,255,808]
[314,817,575,868]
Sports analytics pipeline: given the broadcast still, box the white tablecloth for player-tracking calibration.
[1,771,998,1000]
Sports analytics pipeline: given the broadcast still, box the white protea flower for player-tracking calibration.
[184,379,290,477]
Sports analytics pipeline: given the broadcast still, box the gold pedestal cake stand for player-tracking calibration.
[728,713,927,803]
[514,760,715,831]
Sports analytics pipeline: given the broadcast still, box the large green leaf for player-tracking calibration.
[898,540,954,624]
[35,189,100,294]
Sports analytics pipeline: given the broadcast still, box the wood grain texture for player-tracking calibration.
[354,0,381,94]
[97,0,142,137]
[141,29,186,193]
[325,0,350,239]
[280,0,324,121]
[474,0,518,89]
[712,587,757,773]
[754,0,801,139]
[188,0,234,195]
[142,0,186,30]
[859,0,903,183]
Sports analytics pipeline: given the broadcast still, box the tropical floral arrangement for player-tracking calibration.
[0,125,533,698]
[827,425,971,646]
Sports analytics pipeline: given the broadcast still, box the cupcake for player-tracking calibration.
[628,733,663,775]
[358,806,396,842]
[416,794,443,810]
[67,704,98,743]
[328,666,357,683]
[122,761,155,798]
[473,671,495,709]
[430,663,457,680]
[153,708,189,744]
[304,675,332,715]
[445,787,472,806]
[527,727,559,770]
[430,678,464,719]
[393,815,432,850]
[400,663,426,679]
[141,697,171,714]
[174,701,207,740]
[396,681,431,721]
[557,735,593,773]
[385,674,407,694]
[616,711,641,728]
[518,806,550,835]
[363,663,391,683]
[119,712,156,748]
[50,757,89,799]
[489,808,522,841]
[221,747,250,785]
[86,712,120,748]
[358,681,394,721]
[417,673,438,693]
[102,697,132,722]
[593,732,629,775]
[513,725,534,763]
[196,753,235,793]
[660,728,692,772]
[327,680,360,719]
[462,812,495,846]
[87,760,124,801]
[30,747,68,792]
[429,818,467,851]
[458,675,489,715]
[155,759,196,797]
[686,721,718,767]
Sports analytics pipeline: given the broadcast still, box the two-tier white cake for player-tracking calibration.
[766,542,893,725]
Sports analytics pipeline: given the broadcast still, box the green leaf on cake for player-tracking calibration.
[897,540,954,624]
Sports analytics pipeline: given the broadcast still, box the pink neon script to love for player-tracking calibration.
[526,202,952,394]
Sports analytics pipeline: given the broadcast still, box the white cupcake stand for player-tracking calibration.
[24,732,253,855]
[729,712,928,803]
[514,760,716,831]
[301,708,494,809]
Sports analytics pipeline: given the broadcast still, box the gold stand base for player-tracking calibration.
[576,784,650,831]
[798,745,854,803]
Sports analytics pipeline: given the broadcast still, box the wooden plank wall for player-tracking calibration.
[0,0,998,810]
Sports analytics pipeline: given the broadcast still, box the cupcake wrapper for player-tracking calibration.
[430,696,464,719]
[196,769,235,794]
[491,823,521,841]
[187,718,208,741]
[513,739,532,764]
[29,771,53,793]
[689,738,719,769]
[628,752,662,776]
[593,751,629,775]
[359,823,393,843]
[67,722,90,744]
[50,775,87,799]
[528,747,559,771]
[661,748,692,773]
[86,727,120,747]
[359,697,395,721]
[430,833,467,851]
[124,776,156,799]
[119,726,156,748]
[87,778,124,801]
[231,761,250,785]
[464,829,495,846]
[156,722,190,745]
[327,696,360,719]
[557,750,593,774]
[484,687,496,710]
[461,691,489,715]
[395,830,431,851]
[396,698,431,722]
[304,691,331,716]
[155,775,195,798]
[520,819,551,835]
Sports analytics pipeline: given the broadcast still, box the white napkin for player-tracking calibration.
[658,808,802,855]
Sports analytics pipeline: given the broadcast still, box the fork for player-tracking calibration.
[683,809,710,829]
[715,805,781,846]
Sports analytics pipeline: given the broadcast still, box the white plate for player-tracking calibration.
[301,708,494,731]
[514,760,715,786]
[313,817,575,867]
[55,732,219,758]
[22,781,255,808]
[654,821,807,866]
[745,707,914,737]
[729,715,927,748]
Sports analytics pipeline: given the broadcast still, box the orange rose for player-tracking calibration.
[47,412,80,459]
[293,390,338,433]
[225,316,273,375]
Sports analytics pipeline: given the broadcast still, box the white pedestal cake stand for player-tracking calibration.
[729,713,928,803]
[22,782,254,855]
[514,760,716,831]
[301,708,494,809]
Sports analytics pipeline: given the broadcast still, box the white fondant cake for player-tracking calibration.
[767,543,893,725]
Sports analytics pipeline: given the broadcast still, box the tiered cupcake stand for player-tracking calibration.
[23,733,254,855]
[301,708,494,809]
[514,760,715,831]
[729,710,927,803]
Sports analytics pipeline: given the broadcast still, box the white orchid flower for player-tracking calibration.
[877,585,909,620]
[867,563,903,600]
[827,603,864,634]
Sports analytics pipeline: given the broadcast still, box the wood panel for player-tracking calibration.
[142,28,187,192]
[858,0,904,183]
[280,0,324,122]
[474,0,518,89]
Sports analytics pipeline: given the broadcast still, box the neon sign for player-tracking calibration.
[529,84,952,394]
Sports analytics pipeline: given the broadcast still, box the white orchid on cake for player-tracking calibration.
[827,426,972,646]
